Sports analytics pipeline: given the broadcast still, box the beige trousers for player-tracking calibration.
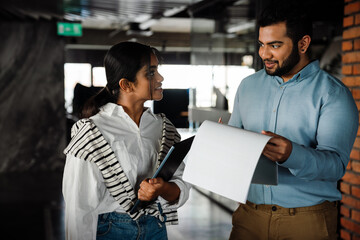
[229,201,338,240]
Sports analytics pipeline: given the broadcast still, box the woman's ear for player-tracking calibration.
[119,78,132,92]
[298,35,311,54]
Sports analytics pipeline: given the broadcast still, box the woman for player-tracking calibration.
[62,41,191,240]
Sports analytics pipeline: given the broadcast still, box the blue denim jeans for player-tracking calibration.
[96,212,168,240]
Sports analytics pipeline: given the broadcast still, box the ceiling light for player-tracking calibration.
[163,6,186,17]
[226,21,255,33]
[139,19,158,30]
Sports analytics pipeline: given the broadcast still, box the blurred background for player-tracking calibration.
[0,0,355,239]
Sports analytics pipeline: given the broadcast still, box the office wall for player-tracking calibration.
[0,20,66,172]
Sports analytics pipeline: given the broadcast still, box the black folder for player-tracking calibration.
[251,154,278,185]
[130,136,195,213]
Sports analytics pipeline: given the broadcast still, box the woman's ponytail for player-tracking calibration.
[80,87,116,118]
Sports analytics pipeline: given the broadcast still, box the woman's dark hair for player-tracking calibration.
[257,0,313,45]
[81,41,162,118]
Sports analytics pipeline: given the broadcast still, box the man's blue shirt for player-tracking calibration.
[228,60,358,207]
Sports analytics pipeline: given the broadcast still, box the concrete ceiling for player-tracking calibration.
[0,0,345,61]
[0,0,252,32]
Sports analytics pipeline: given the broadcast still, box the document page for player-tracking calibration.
[183,120,272,203]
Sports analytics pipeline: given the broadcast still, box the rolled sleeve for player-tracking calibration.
[158,162,191,209]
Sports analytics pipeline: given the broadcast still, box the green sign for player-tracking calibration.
[57,22,82,37]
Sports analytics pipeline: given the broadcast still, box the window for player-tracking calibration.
[64,63,254,114]
[64,63,91,114]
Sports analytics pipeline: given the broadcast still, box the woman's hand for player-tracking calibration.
[138,177,180,202]
[138,178,165,201]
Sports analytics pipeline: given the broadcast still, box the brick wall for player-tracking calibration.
[341,0,360,239]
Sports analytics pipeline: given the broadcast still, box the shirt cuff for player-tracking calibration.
[277,142,304,170]
[158,179,190,210]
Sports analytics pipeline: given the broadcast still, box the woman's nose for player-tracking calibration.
[157,73,164,82]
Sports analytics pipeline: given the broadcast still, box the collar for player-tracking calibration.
[272,60,320,84]
[100,102,157,119]
[290,60,320,82]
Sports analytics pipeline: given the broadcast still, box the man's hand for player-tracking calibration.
[261,131,292,163]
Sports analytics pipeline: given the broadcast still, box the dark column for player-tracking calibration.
[0,20,66,172]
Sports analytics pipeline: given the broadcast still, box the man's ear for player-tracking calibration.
[298,35,311,54]
[119,78,132,92]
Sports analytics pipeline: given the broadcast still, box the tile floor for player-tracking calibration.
[167,188,234,240]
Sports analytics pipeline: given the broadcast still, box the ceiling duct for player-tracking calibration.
[126,22,153,37]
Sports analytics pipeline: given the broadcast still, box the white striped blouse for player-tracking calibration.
[62,103,191,240]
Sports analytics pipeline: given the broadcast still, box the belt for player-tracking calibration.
[245,200,338,216]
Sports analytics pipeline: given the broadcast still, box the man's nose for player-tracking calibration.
[259,46,271,60]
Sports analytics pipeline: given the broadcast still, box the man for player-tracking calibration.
[228,1,359,239]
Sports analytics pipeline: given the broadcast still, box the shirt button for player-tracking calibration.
[272,206,277,211]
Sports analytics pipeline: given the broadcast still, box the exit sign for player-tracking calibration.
[57,22,82,37]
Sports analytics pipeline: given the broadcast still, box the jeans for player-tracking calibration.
[96,212,168,240]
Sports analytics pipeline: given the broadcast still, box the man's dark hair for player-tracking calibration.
[257,0,313,45]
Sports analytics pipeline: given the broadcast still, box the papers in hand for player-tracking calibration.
[130,136,195,214]
[183,120,276,203]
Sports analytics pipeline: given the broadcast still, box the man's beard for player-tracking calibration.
[264,44,300,77]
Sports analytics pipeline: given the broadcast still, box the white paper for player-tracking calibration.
[183,120,272,203]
